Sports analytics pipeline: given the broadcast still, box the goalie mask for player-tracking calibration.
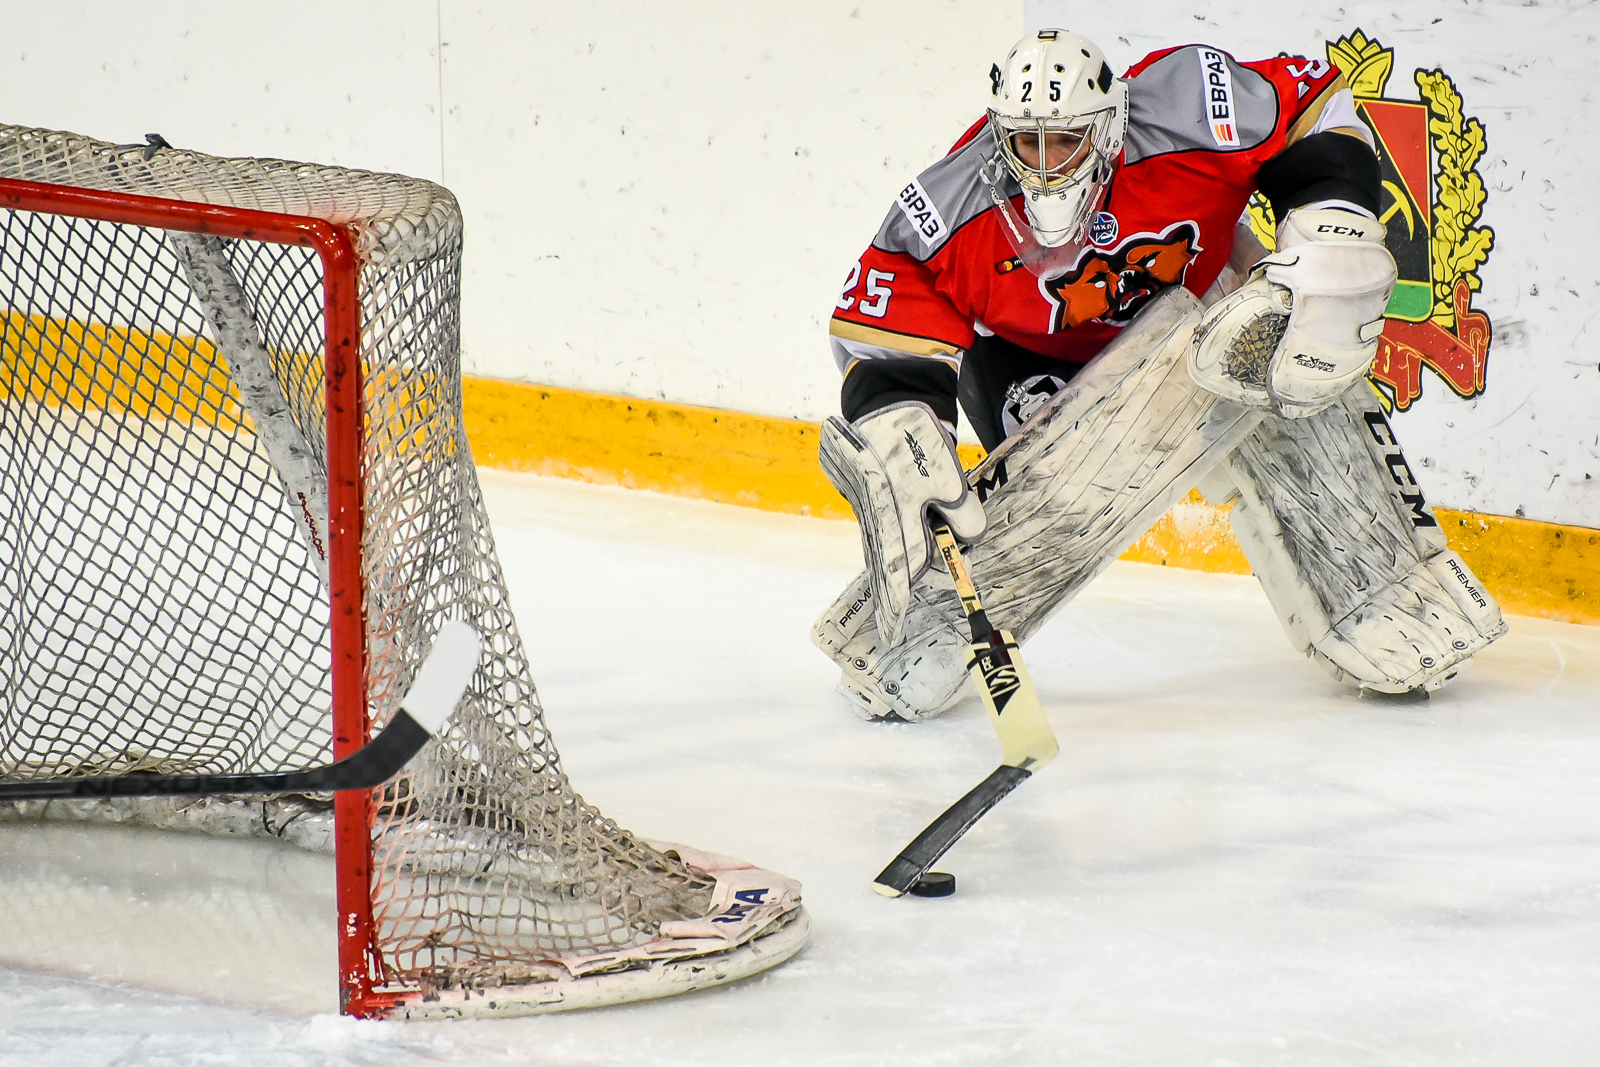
[984,29,1127,264]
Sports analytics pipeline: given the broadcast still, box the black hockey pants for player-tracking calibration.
[956,334,1089,452]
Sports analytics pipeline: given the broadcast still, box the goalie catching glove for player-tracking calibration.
[819,402,987,645]
[1188,207,1397,418]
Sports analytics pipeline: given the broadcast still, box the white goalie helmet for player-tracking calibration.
[986,29,1128,248]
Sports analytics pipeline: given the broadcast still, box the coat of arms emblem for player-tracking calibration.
[1248,30,1495,412]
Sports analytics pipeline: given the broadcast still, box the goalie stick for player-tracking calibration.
[873,525,1059,897]
[0,621,481,801]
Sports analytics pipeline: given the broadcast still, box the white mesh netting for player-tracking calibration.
[0,124,802,1011]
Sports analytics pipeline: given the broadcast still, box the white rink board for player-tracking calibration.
[0,0,444,180]
[3,474,1599,1066]
[6,2,1597,528]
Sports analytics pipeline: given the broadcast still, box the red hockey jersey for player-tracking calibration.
[830,45,1353,373]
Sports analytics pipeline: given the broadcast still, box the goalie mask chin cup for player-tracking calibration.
[980,152,1099,278]
[984,28,1127,265]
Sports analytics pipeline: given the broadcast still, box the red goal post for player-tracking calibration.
[0,128,805,1018]
[0,173,392,1009]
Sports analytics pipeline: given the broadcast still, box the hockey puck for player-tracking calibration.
[908,871,956,897]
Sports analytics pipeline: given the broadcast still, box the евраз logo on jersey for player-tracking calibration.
[895,178,949,247]
[1197,48,1241,148]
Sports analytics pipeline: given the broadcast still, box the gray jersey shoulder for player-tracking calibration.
[872,126,1010,263]
[1125,46,1279,164]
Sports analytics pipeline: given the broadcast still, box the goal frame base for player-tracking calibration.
[381,907,810,1020]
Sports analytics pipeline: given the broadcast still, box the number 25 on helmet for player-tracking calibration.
[986,29,1128,249]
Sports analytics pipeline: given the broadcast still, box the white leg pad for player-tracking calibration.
[1213,387,1508,693]
[812,288,1266,720]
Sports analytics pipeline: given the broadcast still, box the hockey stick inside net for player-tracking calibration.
[0,621,480,801]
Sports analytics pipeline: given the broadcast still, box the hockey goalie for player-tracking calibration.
[815,28,1508,722]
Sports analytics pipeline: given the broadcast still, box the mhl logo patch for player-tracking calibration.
[1198,48,1240,148]
[1089,210,1118,245]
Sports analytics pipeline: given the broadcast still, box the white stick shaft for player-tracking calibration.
[400,620,481,735]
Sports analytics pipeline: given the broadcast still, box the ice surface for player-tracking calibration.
[3,471,1599,1066]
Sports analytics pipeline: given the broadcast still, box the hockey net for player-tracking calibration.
[0,125,805,1017]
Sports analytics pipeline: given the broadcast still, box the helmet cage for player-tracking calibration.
[984,28,1128,248]
[989,108,1117,196]
[986,104,1121,246]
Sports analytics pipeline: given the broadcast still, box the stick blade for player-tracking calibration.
[872,764,1031,896]
[399,620,482,734]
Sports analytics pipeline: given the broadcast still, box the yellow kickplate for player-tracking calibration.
[460,378,1599,627]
